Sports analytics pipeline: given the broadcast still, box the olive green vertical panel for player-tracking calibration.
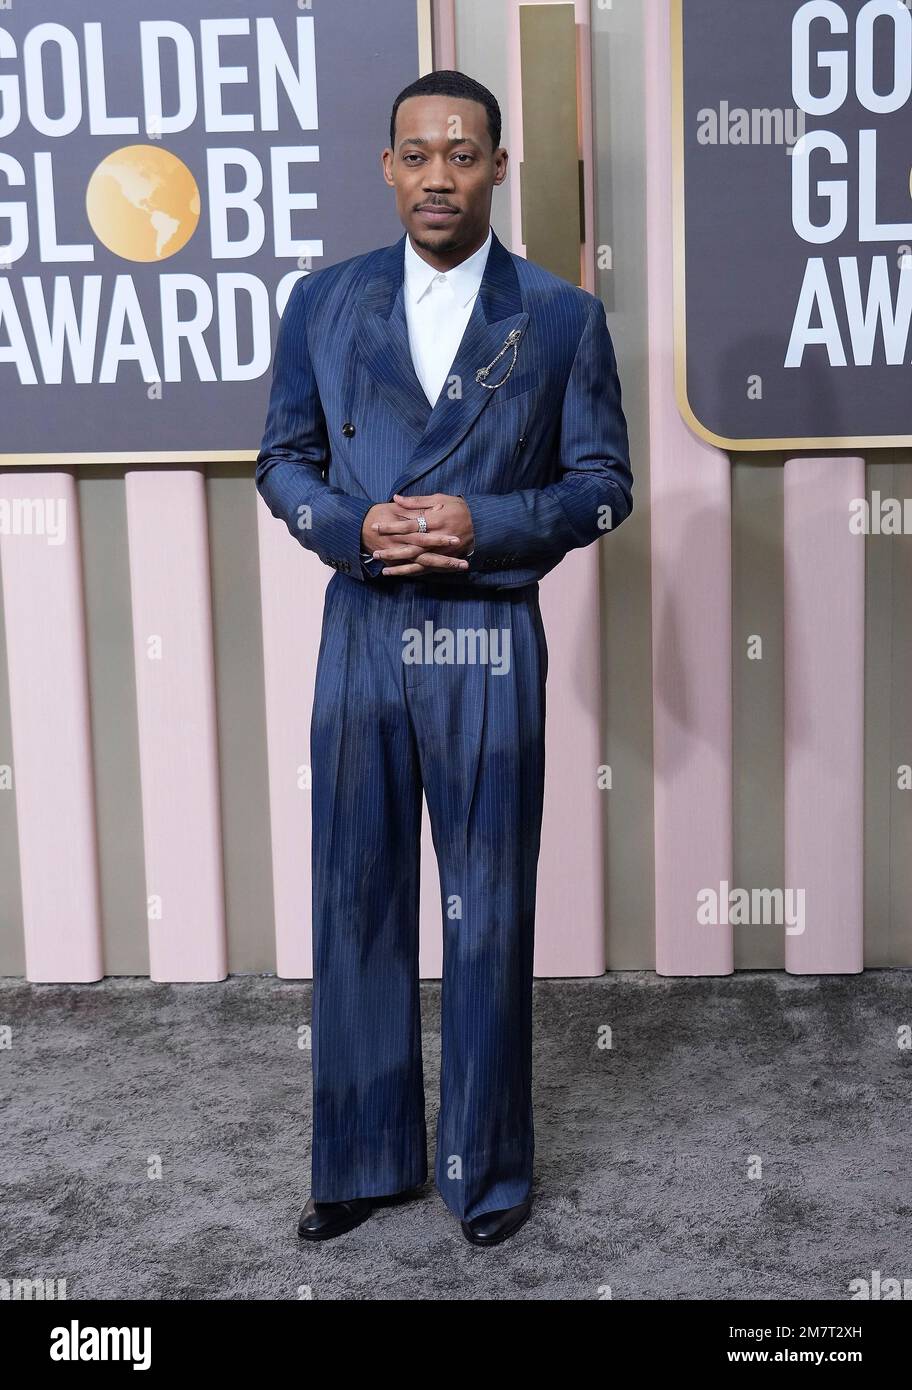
[864,453,912,966]
[731,455,785,969]
[0,531,25,976]
[78,468,148,975]
[591,0,655,968]
[518,5,582,285]
[206,466,276,974]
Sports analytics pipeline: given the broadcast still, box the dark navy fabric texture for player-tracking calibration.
[255,229,632,1220]
[308,575,546,1219]
[255,228,633,586]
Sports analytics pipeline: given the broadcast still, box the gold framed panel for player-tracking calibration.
[671,0,912,452]
[0,0,436,468]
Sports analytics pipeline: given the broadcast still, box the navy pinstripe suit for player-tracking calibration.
[256,228,632,1220]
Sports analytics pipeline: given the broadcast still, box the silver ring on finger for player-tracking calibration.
[416,512,428,534]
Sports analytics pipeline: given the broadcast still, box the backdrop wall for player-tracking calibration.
[1,0,908,979]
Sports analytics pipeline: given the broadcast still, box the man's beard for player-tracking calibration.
[410,229,466,256]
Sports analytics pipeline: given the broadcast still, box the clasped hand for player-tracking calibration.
[361,493,474,576]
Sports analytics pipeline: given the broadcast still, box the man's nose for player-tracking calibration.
[423,159,455,189]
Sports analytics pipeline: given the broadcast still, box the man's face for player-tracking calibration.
[382,94,507,261]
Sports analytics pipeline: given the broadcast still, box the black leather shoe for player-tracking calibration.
[297,1196,373,1241]
[460,1196,532,1247]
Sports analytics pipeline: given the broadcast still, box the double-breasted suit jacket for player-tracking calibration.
[256,226,633,583]
[255,228,633,1222]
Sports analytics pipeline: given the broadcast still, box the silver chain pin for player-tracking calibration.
[475,328,523,390]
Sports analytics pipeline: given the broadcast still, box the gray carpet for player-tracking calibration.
[2,970,910,1300]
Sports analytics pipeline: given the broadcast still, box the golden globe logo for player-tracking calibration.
[86,146,201,262]
[0,16,319,385]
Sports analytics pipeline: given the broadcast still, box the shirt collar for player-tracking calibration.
[404,226,493,308]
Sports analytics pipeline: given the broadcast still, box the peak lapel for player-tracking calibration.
[353,236,432,441]
[353,231,529,494]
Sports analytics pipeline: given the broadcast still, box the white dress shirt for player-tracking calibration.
[403,226,493,407]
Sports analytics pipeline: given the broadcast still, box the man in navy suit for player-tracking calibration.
[256,70,632,1246]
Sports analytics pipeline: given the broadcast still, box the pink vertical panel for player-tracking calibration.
[418,800,443,976]
[256,499,326,979]
[644,0,733,976]
[784,457,864,974]
[124,468,226,982]
[0,471,102,982]
[431,0,456,69]
[536,548,605,976]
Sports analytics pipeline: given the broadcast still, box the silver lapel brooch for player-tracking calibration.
[475,328,523,390]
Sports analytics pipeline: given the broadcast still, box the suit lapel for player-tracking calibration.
[353,241,432,441]
[352,229,529,495]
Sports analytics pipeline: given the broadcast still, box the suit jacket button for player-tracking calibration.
[517,436,527,449]
[342,422,356,437]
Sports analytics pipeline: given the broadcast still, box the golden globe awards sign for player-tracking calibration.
[0,0,426,463]
[674,0,912,449]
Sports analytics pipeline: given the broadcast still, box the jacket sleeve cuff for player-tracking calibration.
[461,492,536,570]
[315,494,374,579]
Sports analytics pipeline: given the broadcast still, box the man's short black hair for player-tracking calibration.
[390,70,502,153]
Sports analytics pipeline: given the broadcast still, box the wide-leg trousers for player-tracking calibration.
[308,571,548,1221]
